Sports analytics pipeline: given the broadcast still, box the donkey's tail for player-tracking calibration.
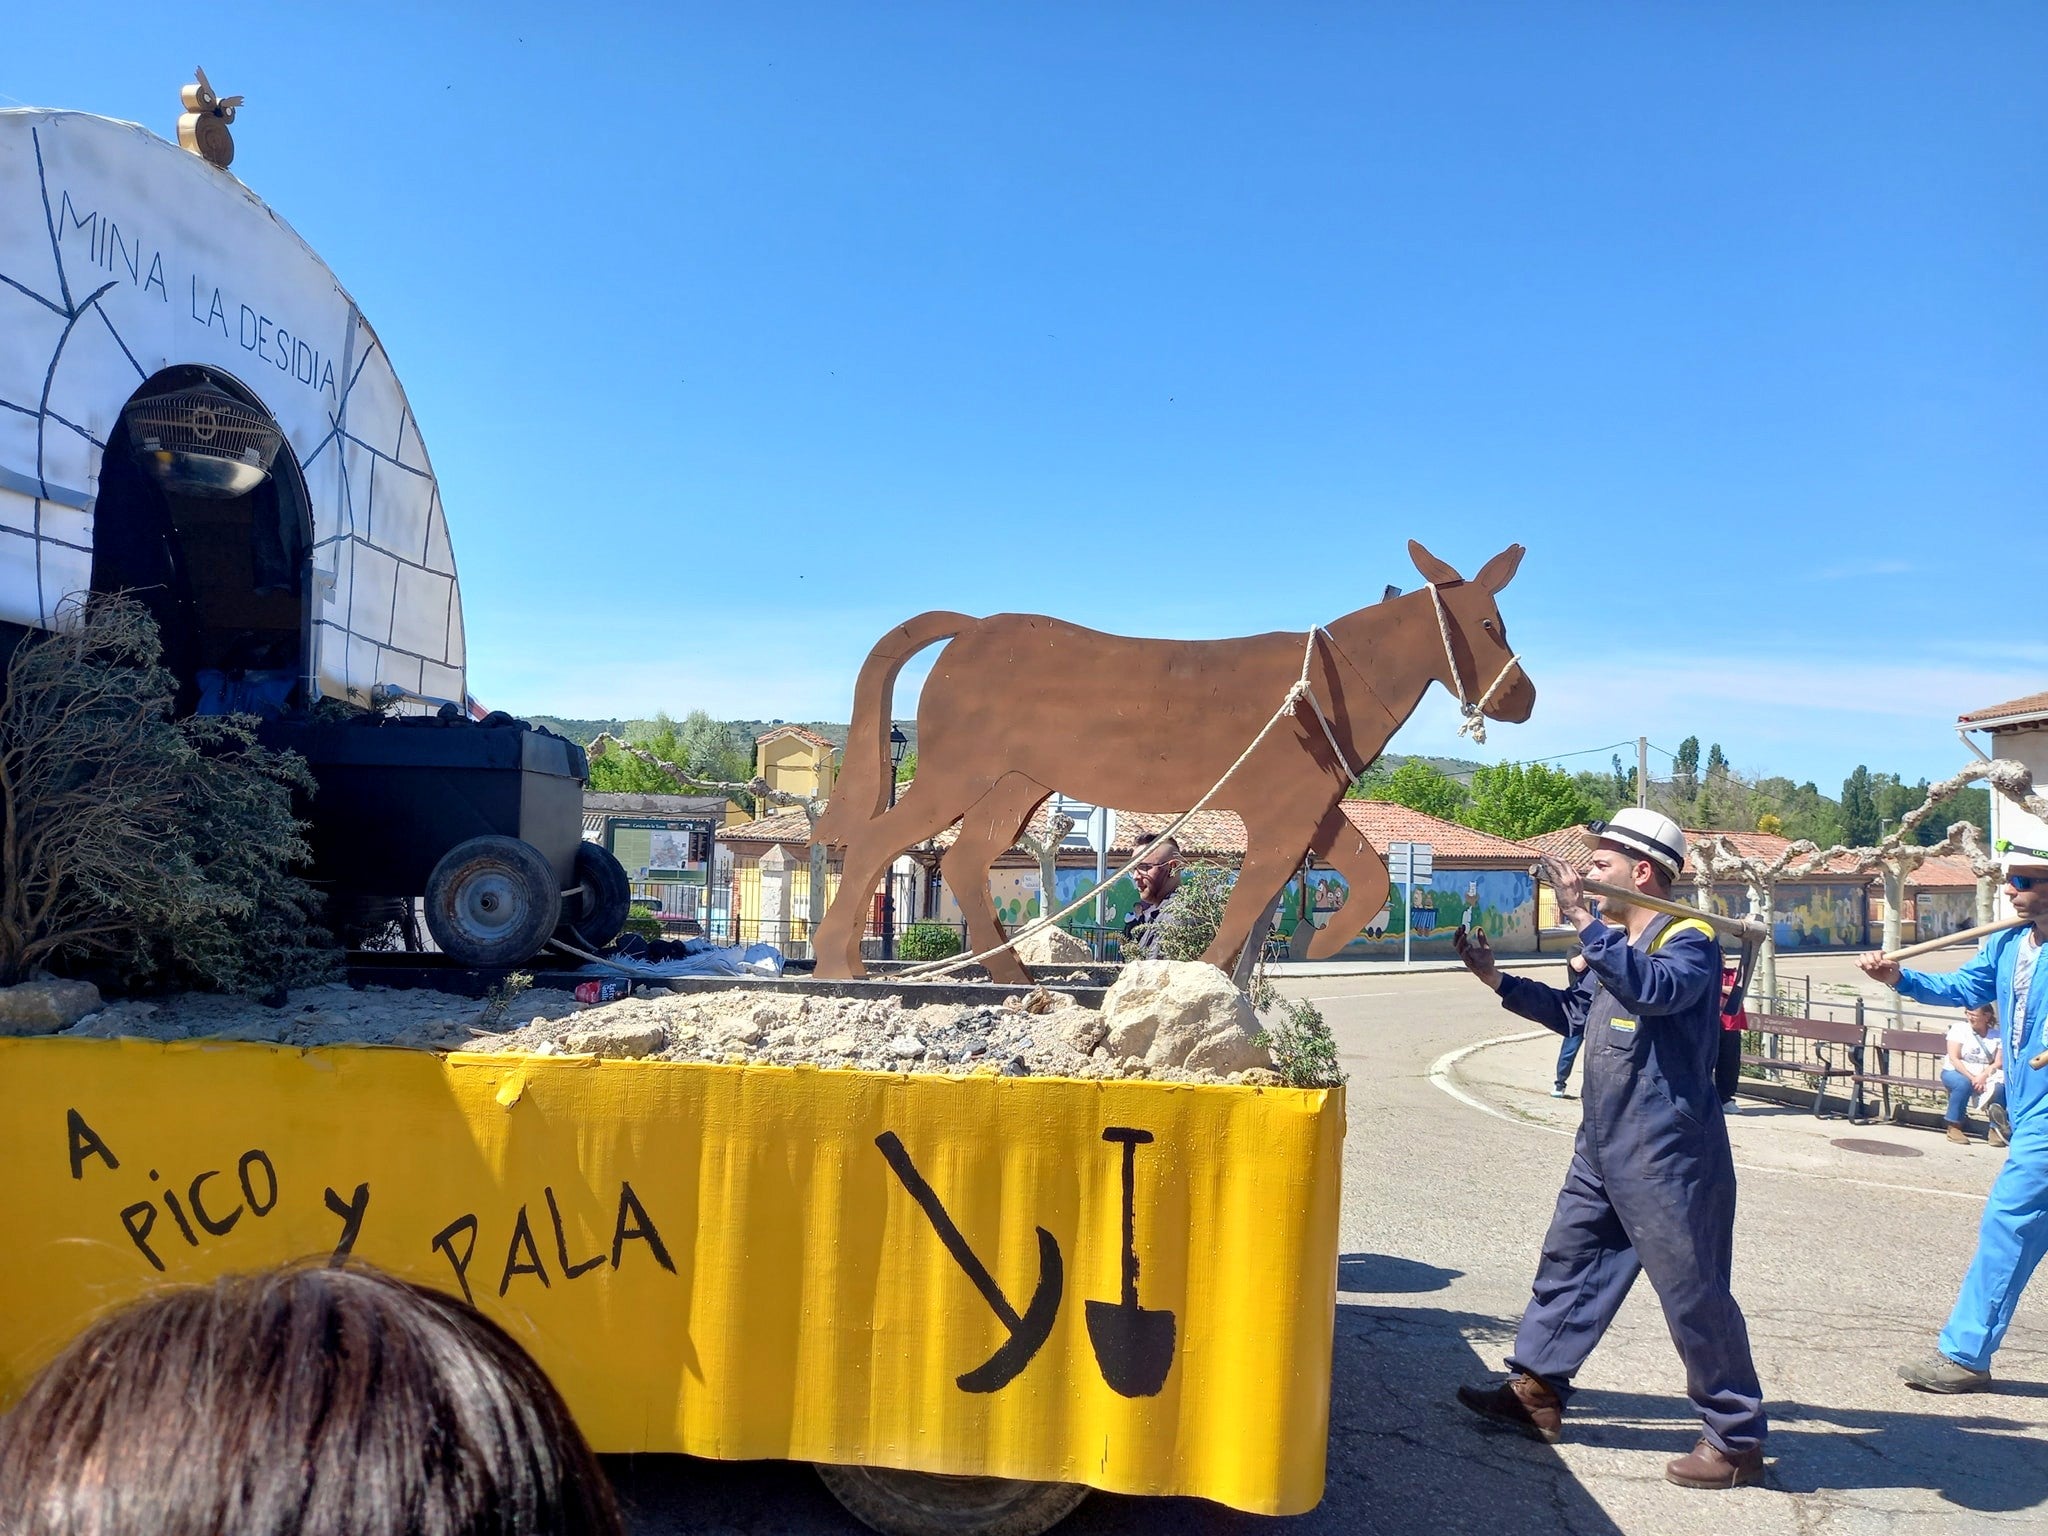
[814,611,975,842]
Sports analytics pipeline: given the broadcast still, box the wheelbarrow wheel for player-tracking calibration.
[813,1466,1088,1536]
[424,835,562,966]
[558,841,632,951]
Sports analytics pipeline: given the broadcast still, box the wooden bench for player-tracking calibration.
[1855,1028,1954,1125]
[1742,1013,1869,1120]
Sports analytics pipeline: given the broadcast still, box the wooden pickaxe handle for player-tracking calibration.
[1882,917,2028,964]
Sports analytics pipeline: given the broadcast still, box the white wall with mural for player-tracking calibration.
[1296,866,1539,955]
[0,109,465,707]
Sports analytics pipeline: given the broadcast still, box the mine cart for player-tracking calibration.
[259,711,631,964]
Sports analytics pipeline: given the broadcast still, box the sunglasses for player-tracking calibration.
[2011,873,2040,892]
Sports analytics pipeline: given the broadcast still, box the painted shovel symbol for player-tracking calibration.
[876,1132,1063,1393]
[1086,1128,1177,1398]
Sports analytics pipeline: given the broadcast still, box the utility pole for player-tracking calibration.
[1637,736,1649,809]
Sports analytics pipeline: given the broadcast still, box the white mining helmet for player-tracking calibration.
[1583,808,1689,879]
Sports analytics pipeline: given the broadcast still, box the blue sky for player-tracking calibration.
[9,3,2045,793]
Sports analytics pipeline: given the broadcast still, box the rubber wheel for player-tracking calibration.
[813,1465,1089,1536]
[424,836,563,966]
[559,840,631,951]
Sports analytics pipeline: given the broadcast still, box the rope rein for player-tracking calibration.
[1426,582,1523,746]
[895,629,1344,980]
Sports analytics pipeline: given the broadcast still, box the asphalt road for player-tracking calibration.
[606,954,2048,1536]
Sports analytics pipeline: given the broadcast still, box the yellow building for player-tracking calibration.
[755,725,839,802]
[718,807,850,954]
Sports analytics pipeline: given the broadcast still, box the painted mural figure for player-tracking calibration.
[1462,879,1483,937]
[811,543,1535,984]
[1412,887,1437,937]
[1364,900,1392,941]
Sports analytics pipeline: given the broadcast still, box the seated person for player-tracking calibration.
[1943,1001,2007,1146]
[0,1260,622,1536]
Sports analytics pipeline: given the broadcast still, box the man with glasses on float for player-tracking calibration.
[1861,842,2048,1393]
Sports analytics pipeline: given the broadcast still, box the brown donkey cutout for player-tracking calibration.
[811,541,1534,984]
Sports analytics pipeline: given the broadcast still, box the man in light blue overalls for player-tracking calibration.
[1861,844,2048,1391]
[1452,809,1769,1489]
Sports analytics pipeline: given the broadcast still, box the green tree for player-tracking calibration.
[1610,752,1637,808]
[586,711,755,811]
[895,748,917,785]
[1672,737,1701,802]
[586,735,685,794]
[1574,769,1622,818]
[1465,762,1602,840]
[1871,773,1926,840]
[677,710,752,781]
[1916,785,1990,845]
[1776,780,1846,846]
[1356,760,1468,821]
[1840,765,1880,845]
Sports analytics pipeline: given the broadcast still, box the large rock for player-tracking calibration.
[0,979,103,1036]
[562,1020,666,1059]
[1100,961,1272,1075]
[1014,925,1093,967]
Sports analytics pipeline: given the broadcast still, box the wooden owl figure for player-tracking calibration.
[177,66,243,169]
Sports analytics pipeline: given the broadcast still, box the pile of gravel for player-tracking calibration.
[56,981,579,1049]
[46,964,1281,1087]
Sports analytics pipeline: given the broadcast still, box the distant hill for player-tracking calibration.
[526,717,645,746]
[526,717,919,753]
[1381,751,1488,780]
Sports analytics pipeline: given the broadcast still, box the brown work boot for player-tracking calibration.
[1456,1372,1564,1443]
[1946,1122,1969,1146]
[1665,1438,1765,1488]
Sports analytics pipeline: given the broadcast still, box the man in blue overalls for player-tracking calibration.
[1452,809,1768,1488]
[1860,844,2048,1391]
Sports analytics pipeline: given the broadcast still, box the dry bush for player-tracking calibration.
[0,595,336,993]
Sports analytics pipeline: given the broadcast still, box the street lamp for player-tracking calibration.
[882,725,909,958]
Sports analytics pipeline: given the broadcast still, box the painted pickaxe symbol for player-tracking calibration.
[875,1131,1063,1393]
[1086,1128,1177,1397]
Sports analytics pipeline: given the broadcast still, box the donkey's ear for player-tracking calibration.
[1408,540,1463,586]
[1474,543,1526,593]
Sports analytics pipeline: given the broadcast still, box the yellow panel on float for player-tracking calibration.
[0,1037,1343,1516]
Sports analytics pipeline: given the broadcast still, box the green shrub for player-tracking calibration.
[1255,996,1347,1088]
[1153,863,1232,961]
[898,922,963,962]
[624,904,664,941]
[480,971,534,1027]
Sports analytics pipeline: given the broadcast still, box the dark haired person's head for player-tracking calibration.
[1131,833,1183,904]
[0,1261,622,1536]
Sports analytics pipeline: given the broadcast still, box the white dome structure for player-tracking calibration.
[0,108,464,710]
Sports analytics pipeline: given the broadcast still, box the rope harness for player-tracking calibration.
[1426,582,1523,746]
